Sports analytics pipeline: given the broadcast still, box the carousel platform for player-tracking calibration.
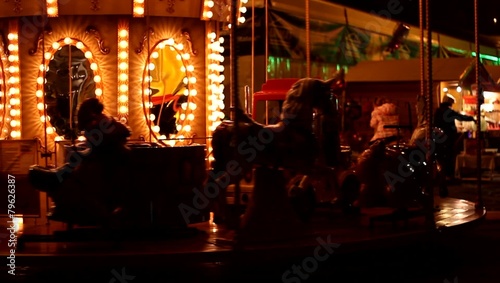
[0,195,488,282]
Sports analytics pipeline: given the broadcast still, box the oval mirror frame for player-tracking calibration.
[0,46,6,139]
[36,38,104,144]
[142,37,196,144]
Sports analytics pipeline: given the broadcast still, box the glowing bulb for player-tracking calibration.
[64,37,72,45]
[119,29,128,37]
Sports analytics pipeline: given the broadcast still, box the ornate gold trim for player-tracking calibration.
[135,27,154,54]
[85,25,110,55]
[90,0,100,11]
[179,29,197,56]
[28,25,53,56]
[0,30,9,56]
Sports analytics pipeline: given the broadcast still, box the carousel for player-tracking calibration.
[0,0,488,282]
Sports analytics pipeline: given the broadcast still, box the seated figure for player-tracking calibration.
[30,98,132,226]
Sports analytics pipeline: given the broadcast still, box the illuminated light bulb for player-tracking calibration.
[46,127,54,134]
[52,42,60,49]
[119,62,128,70]
[90,62,98,70]
[95,88,103,96]
[44,52,52,60]
[93,75,101,83]
[76,42,84,49]
[78,136,86,141]
[183,89,189,96]
[119,29,128,37]
[238,17,246,24]
[54,136,62,142]
[134,7,144,15]
[218,112,225,119]
[0,91,3,97]
[149,114,156,121]
[39,64,45,71]
[240,7,247,13]
[159,135,166,140]
[37,77,44,84]
[207,1,214,8]
[182,53,190,60]
[7,33,16,40]
[187,113,194,121]
[176,124,182,131]
[119,51,128,59]
[119,106,128,114]
[37,103,44,111]
[180,113,186,120]
[183,77,188,84]
[187,65,194,72]
[443,87,448,93]
[153,125,160,133]
[40,115,46,122]
[119,73,128,81]
[184,125,191,132]
[119,94,128,103]
[64,37,72,45]
[148,63,156,70]
[36,90,43,98]
[10,131,20,138]
[189,77,196,84]
[457,86,462,93]
[190,89,198,96]
[119,84,128,93]
[8,44,18,52]
[84,51,92,58]
[151,51,159,59]
[10,120,17,127]
[119,40,128,49]
[8,55,16,62]
[189,103,197,110]
[181,103,187,110]
[176,54,182,61]
[166,38,175,46]
[206,11,213,18]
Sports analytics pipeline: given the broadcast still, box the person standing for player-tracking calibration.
[433,94,474,181]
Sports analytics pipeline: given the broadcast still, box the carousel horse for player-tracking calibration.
[210,70,358,224]
[356,116,446,227]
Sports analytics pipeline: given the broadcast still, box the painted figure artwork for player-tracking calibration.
[44,45,96,139]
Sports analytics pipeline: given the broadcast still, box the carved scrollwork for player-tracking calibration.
[29,25,53,56]
[5,0,23,14]
[90,0,100,11]
[0,30,9,57]
[85,25,110,55]
[135,27,155,54]
[179,29,197,57]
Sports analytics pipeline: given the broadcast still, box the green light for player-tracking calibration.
[471,52,500,62]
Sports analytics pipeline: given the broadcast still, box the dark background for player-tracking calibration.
[327,0,500,46]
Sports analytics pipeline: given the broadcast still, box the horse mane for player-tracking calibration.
[280,78,334,132]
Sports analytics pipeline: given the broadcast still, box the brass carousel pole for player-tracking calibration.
[474,0,484,209]
[305,0,310,77]
[419,0,435,226]
[230,0,242,234]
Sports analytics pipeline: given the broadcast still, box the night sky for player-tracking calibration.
[327,0,500,44]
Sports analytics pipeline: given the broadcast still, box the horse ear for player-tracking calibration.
[324,69,345,86]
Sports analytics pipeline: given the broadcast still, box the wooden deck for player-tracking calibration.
[0,197,486,262]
